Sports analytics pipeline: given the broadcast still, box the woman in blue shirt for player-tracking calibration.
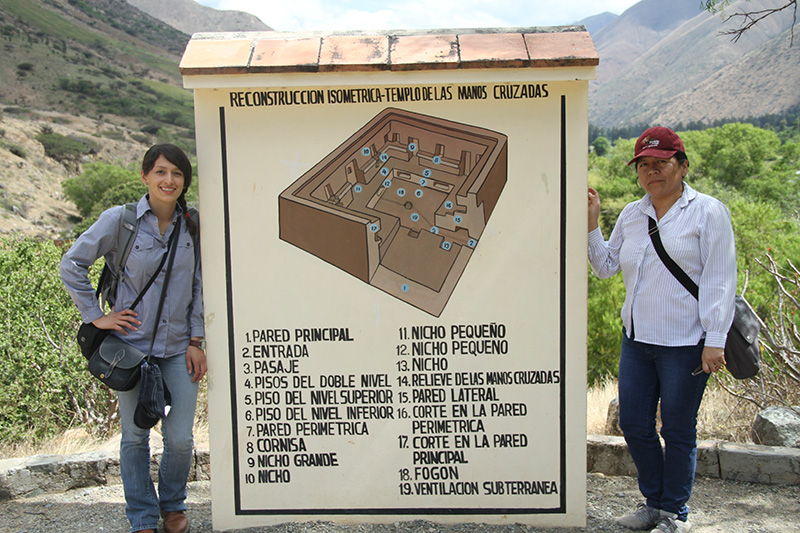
[588,127,736,533]
[61,144,205,533]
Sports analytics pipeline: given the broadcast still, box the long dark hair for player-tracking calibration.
[142,144,199,237]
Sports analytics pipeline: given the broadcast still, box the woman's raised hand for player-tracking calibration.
[588,187,601,232]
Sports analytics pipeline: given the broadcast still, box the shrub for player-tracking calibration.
[0,237,117,444]
[8,145,26,159]
[62,161,140,218]
[36,131,98,163]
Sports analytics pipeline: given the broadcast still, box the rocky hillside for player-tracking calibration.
[0,0,195,238]
[590,0,703,89]
[589,0,800,128]
[126,0,271,35]
[0,108,149,238]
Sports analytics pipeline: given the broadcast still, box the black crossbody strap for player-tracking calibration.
[146,216,182,361]
[648,216,699,299]
[129,236,171,311]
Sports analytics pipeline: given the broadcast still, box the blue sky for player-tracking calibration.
[195,0,641,32]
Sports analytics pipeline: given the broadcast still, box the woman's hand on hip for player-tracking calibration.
[702,346,726,374]
[186,346,208,383]
[92,309,141,334]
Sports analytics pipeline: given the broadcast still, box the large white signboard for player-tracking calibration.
[184,31,592,530]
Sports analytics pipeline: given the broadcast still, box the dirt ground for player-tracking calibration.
[0,474,798,532]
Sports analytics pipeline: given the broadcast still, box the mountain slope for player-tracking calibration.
[0,0,198,237]
[589,0,799,128]
[591,0,703,88]
[652,27,800,126]
[0,0,192,127]
[575,12,617,35]
[126,0,271,35]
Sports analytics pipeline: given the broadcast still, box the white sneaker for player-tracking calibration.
[650,510,692,533]
[616,503,661,530]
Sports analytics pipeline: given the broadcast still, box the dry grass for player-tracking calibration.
[0,382,211,461]
[0,378,769,460]
[586,376,761,443]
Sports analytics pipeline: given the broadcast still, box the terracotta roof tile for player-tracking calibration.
[391,34,459,71]
[459,33,529,69]
[250,38,321,73]
[524,31,599,67]
[180,28,598,75]
[319,35,390,72]
[180,38,253,75]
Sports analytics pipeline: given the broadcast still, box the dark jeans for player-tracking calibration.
[618,333,709,521]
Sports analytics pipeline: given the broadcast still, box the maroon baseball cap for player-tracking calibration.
[628,126,685,165]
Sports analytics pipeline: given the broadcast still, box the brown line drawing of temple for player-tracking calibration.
[278,107,507,317]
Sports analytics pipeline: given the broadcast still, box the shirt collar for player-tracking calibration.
[136,194,184,220]
[639,181,698,217]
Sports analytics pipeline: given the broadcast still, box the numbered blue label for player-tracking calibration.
[454,215,462,224]
[380,167,390,176]
[397,188,406,197]
[411,213,420,222]
[432,155,442,165]
[362,147,371,156]
[430,226,439,235]
[415,189,423,198]
[445,201,453,209]
[468,239,477,248]
[442,241,452,251]
[408,143,417,152]
[419,178,428,186]
[354,184,362,193]
[369,223,379,233]
[422,168,432,178]
[383,179,392,188]
[379,153,389,162]
[401,284,409,293]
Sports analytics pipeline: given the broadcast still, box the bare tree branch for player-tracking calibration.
[718,1,798,44]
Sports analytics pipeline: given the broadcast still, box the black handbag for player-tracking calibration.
[78,217,181,391]
[648,216,760,379]
[87,335,147,391]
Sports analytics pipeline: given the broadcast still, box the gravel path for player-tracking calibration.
[1,474,798,532]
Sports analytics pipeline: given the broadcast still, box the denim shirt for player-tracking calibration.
[60,195,204,358]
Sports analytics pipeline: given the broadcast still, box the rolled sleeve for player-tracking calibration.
[698,201,737,348]
[190,257,205,339]
[60,207,122,324]
[588,219,623,279]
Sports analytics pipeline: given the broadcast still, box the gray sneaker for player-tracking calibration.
[650,511,692,533]
[616,503,661,530]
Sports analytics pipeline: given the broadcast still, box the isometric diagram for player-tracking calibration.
[278,108,507,317]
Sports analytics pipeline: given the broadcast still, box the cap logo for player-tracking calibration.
[641,136,660,148]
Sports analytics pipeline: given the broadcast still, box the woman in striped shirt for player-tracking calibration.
[587,127,736,533]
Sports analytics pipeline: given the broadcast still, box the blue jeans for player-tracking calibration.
[117,353,198,532]
[618,333,709,521]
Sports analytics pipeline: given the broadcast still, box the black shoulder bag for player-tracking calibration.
[648,216,760,379]
[79,217,181,391]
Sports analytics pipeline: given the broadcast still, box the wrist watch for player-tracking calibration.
[189,338,206,350]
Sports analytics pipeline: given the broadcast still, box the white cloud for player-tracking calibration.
[197,0,640,32]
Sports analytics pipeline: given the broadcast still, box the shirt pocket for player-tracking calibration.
[127,234,164,280]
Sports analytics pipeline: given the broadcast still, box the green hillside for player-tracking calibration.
[0,0,193,132]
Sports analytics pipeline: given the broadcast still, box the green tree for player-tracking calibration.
[62,162,140,218]
[70,180,147,236]
[591,136,611,157]
[692,123,778,188]
[0,238,116,444]
[586,273,626,383]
